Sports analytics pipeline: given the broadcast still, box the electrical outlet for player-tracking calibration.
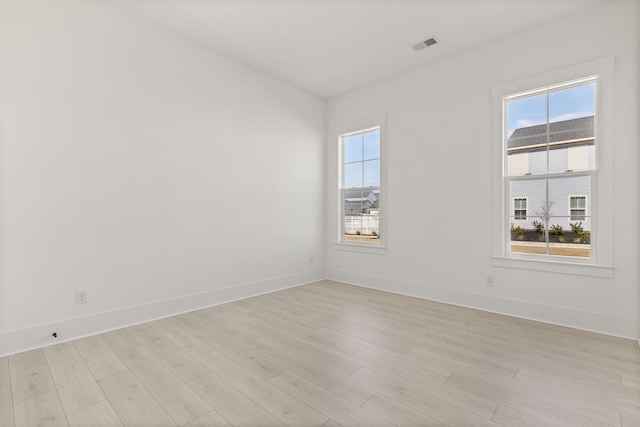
[486,276,494,287]
[75,290,88,304]
[309,257,314,265]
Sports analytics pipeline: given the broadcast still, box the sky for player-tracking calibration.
[507,83,595,137]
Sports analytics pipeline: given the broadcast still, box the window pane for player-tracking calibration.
[344,162,362,188]
[548,84,595,174]
[343,134,363,163]
[363,159,380,187]
[506,93,547,143]
[547,175,590,227]
[363,130,380,160]
[510,179,545,225]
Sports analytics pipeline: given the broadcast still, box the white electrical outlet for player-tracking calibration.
[486,276,494,287]
[75,290,88,304]
[309,257,314,265]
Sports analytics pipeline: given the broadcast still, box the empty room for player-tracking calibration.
[0,0,639,426]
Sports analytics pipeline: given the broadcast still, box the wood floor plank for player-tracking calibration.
[474,361,621,426]
[182,410,232,427]
[316,328,452,381]
[620,411,640,427]
[326,342,450,386]
[73,335,127,380]
[9,349,56,402]
[0,384,15,427]
[43,342,106,413]
[270,370,393,427]
[406,344,519,380]
[620,373,640,389]
[97,370,176,426]
[350,367,498,426]
[246,309,333,349]
[117,345,211,425]
[66,400,123,427]
[13,390,68,427]
[249,323,360,377]
[126,323,211,383]
[445,372,613,427]
[188,372,285,426]
[361,392,450,426]
[244,334,377,406]
[101,328,140,353]
[148,317,215,357]
[492,404,556,427]
[171,313,287,380]
[196,348,329,426]
[191,314,378,406]
[0,357,9,386]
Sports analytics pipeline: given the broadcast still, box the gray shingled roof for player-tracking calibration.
[508,115,594,149]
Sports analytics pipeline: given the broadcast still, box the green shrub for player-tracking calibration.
[549,224,564,235]
[570,222,584,234]
[510,224,525,234]
[532,220,544,233]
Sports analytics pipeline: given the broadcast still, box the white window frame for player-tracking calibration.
[491,57,614,277]
[569,195,588,222]
[512,197,528,222]
[333,115,386,254]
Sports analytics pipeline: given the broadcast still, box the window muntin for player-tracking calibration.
[505,78,595,260]
[341,127,381,245]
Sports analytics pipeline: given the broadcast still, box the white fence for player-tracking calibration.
[344,214,379,236]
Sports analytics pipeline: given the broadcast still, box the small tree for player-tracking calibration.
[533,200,554,231]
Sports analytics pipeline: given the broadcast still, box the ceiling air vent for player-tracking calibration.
[412,37,438,52]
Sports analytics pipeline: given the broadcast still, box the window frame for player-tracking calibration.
[491,57,614,277]
[334,115,386,254]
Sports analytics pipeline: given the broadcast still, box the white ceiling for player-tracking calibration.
[104,0,611,98]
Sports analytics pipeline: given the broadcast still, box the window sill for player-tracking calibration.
[492,256,613,278]
[333,242,386,254]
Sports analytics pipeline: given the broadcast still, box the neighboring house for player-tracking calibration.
[344,190,380,215]
[507,116,594,231]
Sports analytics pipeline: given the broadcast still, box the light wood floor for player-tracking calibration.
[2,280,639,426]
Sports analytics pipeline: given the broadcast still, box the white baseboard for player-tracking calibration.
[327,269,637,341]
[0,270,325,357]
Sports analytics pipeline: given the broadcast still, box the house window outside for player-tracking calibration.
[505,78,596,259]
[570,196,587,221]
[341,126,381,245]
[513,198,527,221]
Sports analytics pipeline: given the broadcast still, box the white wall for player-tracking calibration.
[0,0,325,355]
[326,0,640,339]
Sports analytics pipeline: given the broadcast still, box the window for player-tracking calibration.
[513,198,527,221]
[340,126,381,245]
[570,196,587,221]
[504,77,595,260]
[492,57,614,277]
